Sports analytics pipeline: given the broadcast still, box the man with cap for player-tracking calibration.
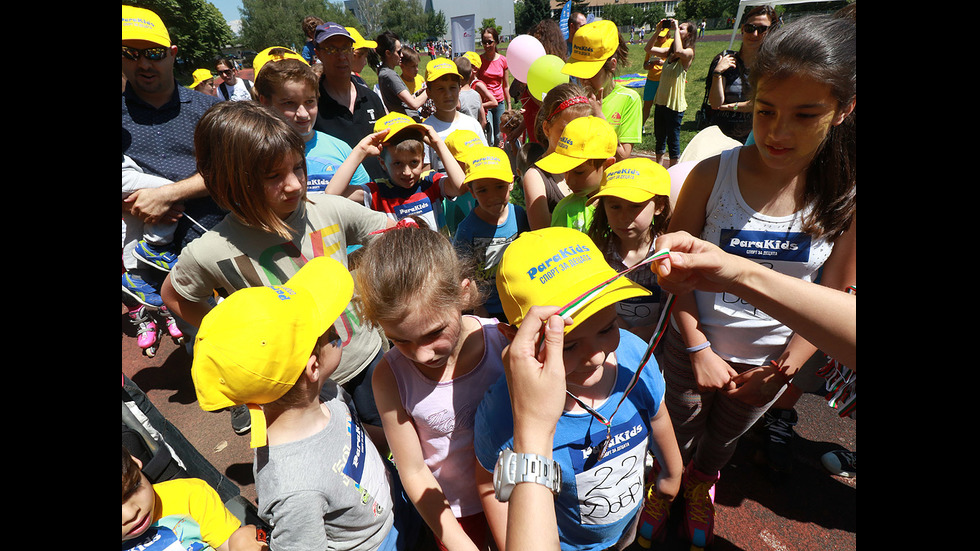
[191,256,421,551]
[312,22,388,180]
[122,5,224,276]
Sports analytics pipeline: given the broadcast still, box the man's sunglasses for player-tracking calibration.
[122,46,169,61]
[742,23,770,34]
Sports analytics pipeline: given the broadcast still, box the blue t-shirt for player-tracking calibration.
[452,204,529,318]
[474,329,665,551]
[305,131,371,193]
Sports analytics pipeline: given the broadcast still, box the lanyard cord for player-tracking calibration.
[561,250,676,447]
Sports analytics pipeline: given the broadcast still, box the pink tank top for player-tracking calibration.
[387,316,507,517]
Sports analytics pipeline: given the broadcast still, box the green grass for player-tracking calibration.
[362,30,737,155]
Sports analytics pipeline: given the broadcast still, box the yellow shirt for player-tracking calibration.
[645,37,673,81]
[152,478,241,549]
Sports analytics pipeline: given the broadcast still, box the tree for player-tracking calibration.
[481,18,503,37]
[239,0,357,53]
[125,0,234,77]
[514,0,551,35]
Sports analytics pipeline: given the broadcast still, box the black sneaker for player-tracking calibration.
[230,404,251,435]
[821,449,856,478]
[762,408,798,473]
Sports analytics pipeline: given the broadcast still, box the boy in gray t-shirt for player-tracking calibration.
[190,257,420,550]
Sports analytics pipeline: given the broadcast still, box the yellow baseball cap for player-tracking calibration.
[587,157,672,206]
[535,116,618,174]
[374,112,429,142]
[562,20,619,79]
[462,146,514,185]
[445,129,486,163]
[252,46,308,79]
[191,256,354,448]
[122,5,171,47]
[189,68,214,89]
[496,226,649,332]
[426,58,462,82]
[346,27,377,50]
[463,51,482,69]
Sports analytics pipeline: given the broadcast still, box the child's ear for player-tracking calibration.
[602,157,616,170]
[306,354,320,382]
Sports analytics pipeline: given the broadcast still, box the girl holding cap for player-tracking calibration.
[561,20,642,161]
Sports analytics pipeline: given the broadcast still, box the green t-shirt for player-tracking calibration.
[550,192,595,233]
[601,84,643,145]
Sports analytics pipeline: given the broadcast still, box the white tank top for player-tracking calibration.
[692,147,834,365]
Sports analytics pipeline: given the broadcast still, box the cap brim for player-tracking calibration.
[561,58,605,79]
[382,123,428,142]
[587,187,656,206]
[535,151,589,174]
[564,279,650,333]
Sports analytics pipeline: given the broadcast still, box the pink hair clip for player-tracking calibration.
[546,95,589,122]
[369,217,419,235]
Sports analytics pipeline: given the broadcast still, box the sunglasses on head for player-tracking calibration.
[742,23,770,34]
[122,45,169,61]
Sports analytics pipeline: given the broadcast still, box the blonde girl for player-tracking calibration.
[586,157,673,341]
[355,218,507,551]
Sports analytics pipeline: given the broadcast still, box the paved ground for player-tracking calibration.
[122,301,855,550]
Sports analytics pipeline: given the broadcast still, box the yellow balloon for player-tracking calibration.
[527,55,570,102]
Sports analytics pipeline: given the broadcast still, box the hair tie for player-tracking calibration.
[546,96,589,122]
[369,217,419,235]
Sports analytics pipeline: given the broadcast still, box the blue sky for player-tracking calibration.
[211,0,244,23]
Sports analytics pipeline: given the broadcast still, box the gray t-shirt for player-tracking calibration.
[458,89,482,123]
[254,383,395,550]
[377,67,413,118]
[169,195,388,384]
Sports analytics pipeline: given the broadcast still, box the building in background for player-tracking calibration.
[345,0,515,45]
[549,0,677,24]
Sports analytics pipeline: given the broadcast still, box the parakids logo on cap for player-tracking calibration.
[557,135,576,150]
[606,167,642,181]
[526,244,592,283]
[270,285,298,301]
[471,155,501,168]
[123,17,159,30]
[572,44,595,56]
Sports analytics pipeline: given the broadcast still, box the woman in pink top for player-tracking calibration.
[477,27,511,147]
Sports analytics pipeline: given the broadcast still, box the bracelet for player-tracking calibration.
[713,72,725,77]
[685,340,711,353]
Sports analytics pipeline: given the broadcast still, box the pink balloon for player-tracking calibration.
[506,35,546,83]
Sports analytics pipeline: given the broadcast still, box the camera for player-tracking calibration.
[722,50,738,57]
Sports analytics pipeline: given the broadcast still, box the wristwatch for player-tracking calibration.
[493,447,562,502]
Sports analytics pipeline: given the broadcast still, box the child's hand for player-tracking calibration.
[689,348,738,392]
[726,363,789,407]
[654,468,682,501]
[356,130,388,158]
[421,124,441,147]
